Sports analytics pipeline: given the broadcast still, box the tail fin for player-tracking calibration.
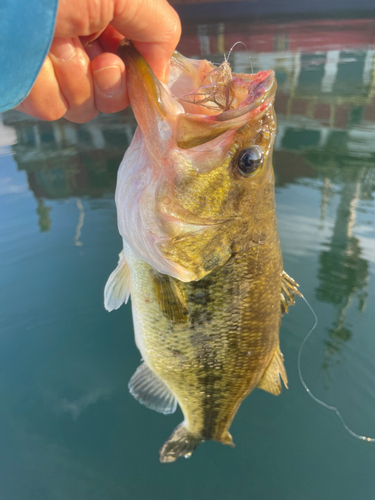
[159,423,202,463]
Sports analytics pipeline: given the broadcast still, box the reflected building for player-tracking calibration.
[4,110,136,200]
[272,41,375,371]
[171,0,375,24]
[319,163,370,372]
[305,149,372,373]
[177,18,375,60]
[3,110,136,231]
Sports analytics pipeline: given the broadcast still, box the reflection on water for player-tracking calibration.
[313,155,371,373]
[4,111,136,230]
[1,11,375,500]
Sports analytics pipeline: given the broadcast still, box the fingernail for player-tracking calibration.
[94,65,123,95]
[50,38,76,61]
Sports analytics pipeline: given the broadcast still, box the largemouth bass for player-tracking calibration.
[105,39,300,463]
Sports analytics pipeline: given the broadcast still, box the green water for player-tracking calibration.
[1,13,375,500]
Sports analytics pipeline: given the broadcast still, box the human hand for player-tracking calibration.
[16,0,181,122]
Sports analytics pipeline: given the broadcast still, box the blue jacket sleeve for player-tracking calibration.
[0,0,59,112]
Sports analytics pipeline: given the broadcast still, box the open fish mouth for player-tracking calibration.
[117,39,276,149]
[169,52,276,149]
[176,60,275,115]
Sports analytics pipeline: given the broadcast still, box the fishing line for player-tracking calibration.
[225,41,254,74]
[298,293,375,442]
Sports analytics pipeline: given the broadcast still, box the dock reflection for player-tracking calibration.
[4,111,136,201]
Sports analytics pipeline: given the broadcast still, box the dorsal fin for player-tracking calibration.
[129,362,178,414]
[104,250,131,311]
[281,270,302,314]
[257,347,288,395]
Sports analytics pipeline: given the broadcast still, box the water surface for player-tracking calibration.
[1,9,375,500]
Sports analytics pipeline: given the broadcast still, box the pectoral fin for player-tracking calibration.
[281,270,302,314]
[257,348,288,395]
[104,250,131,311]
[151,271,189,323]
[129,362,178,414]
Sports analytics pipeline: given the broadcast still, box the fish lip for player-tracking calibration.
[117,39,276,125]
[174,68,276,149]
[250,69,276,98]
[117,38,168,117]
[250,69,276,105]
[215,69,276,122]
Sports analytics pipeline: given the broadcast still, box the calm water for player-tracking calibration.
[1,10,375,500]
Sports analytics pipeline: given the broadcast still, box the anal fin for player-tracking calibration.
[257,347,288,395]
[129,362,178,415]
[104,250,131,311]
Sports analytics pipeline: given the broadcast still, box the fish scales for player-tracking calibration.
[105,39,300,463]
[126,236,282,442]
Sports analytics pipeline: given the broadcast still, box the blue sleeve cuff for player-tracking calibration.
[0,0,59,112]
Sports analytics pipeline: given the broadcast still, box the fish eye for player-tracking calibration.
[237,146,264,177]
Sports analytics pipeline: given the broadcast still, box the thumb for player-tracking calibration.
[111,0,181,82]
